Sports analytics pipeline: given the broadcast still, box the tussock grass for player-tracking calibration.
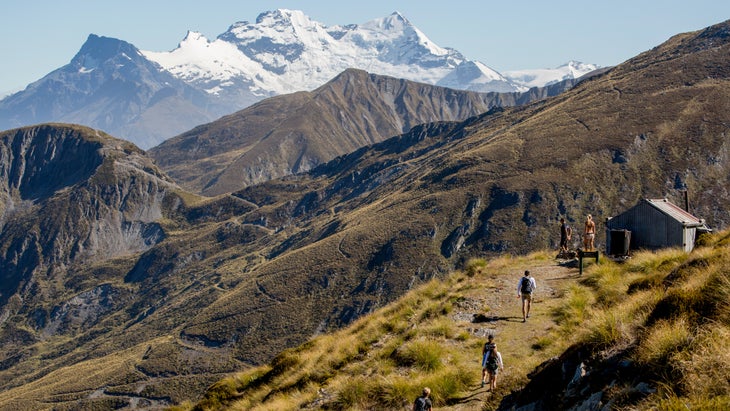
[182,231,730,410]
[391,339,444,371]
[624,248,686,275]
[553,283,594,334]
[465,257,487,277]
[679,325,730,398]
[636,316,692,367]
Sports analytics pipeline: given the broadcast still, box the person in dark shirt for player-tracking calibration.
[560,217,571,252]
[413,387,432,411]
[481,334,496,387]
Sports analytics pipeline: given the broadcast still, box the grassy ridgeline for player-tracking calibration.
[174,230,730,410]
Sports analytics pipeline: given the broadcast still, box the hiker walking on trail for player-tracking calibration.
[483,343,504,390]
[412,387,432,411]
[517,270,536,322]
[481,334,496,387]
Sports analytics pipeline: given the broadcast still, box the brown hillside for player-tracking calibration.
[148,68,577,196]
[173,17,730,375]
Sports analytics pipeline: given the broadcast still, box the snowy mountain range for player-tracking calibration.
[0,9,599,149]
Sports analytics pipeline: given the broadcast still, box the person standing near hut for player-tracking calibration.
[584,214,596,251]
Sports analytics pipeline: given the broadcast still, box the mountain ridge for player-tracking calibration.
[148,67,584,196]
[0,9,598,149]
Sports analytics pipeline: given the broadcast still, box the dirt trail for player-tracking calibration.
[448,257,583,409]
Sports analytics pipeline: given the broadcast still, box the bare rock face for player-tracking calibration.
[0,124,177,308]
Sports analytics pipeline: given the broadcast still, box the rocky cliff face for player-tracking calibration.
[0,124,177,308]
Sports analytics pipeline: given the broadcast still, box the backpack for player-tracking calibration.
[413,396,429,411]
[520,277,533,294]
[486,351,499,371]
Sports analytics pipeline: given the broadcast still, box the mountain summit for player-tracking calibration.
[0,9,597,149]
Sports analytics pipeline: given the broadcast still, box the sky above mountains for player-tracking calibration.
[2,0,730,96]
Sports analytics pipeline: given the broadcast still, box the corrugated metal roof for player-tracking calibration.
[646,198,703,226]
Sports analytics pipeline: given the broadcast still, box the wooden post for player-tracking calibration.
[578,250,600,275]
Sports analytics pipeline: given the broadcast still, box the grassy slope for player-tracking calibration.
[172,229,730,410]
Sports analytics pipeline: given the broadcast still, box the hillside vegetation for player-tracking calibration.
[174,229,730,410]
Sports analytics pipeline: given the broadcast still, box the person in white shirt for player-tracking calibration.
[483,344,504,390]
[517,270,536,322]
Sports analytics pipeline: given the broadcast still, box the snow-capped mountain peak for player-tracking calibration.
[141,9,595,99]
[503,61,599,89]
[1,9,599,150]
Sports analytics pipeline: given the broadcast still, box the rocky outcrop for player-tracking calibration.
[0,124,178,308]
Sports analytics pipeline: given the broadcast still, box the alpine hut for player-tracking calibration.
[605,198,710,255]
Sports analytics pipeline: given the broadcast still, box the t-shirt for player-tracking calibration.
[519,276,535,294]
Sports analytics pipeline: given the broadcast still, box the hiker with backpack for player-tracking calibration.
[482,340,504,390]
[517,270,536,322]
[412,387,432,411]
[481,334,496,387]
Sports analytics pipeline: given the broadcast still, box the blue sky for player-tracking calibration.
[2,0,730,95]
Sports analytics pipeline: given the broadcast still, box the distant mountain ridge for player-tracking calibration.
[0,9,598,149]
[149,68,584,196]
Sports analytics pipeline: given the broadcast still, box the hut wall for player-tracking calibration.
[606,202,689,251]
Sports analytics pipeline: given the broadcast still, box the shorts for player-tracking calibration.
[586,233,595,239]
[521,293,532,302]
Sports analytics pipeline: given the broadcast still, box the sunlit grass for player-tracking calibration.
[624,248,687,275]
[181,229,730,410]
[678,325,730,398]
[552,283,594,336]
[636,316,692,366]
